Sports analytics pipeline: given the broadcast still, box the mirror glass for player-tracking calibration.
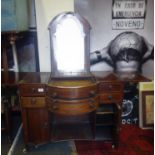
[54,15,84,72]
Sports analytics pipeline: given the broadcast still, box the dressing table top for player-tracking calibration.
[2,71,150,86]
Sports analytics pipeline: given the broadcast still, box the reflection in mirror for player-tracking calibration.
[54,16,84,72]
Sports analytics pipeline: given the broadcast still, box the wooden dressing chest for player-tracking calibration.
[18,71,125,150]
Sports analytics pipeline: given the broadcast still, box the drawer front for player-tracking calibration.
[99,93,123,103]
[47,85,97,99]
[19,84,46,96]
[46,96,99,115]
[21,97,46,108]
[99,82,123,92]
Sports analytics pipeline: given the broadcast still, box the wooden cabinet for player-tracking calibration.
[19,72,125,149]
[19,73,51,147]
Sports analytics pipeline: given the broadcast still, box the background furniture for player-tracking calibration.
[1,71,27,141]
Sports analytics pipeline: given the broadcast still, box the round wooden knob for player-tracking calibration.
[43,122,49,128]
[31,88,35,93]
[89,90,95,97]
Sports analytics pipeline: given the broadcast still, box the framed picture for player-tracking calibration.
[141,91,154,128]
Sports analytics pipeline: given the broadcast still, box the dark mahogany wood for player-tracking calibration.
[21,108,50,145]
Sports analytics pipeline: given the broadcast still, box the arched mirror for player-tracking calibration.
[48,12,91,77]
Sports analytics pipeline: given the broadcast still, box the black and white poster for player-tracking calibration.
[90,31,153,74]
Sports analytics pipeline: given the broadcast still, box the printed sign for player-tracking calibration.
[112,0,146,29]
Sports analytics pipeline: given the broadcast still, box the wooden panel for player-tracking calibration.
[99,93,123,104]
[46,96,99,115]
[19,84,46,96]
[21,97,46,108]
[24,108,50,145]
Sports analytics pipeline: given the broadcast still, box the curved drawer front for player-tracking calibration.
[21,97,46,108]
[47,84,97,99]
[46,96,99,115]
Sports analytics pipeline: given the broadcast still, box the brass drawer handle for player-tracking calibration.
[43,122,49,128]
[89,99,95,103]
[108,95,113,100]
[89,99,95,108]
[31,98,36,104]
[52,100,59,111]
[89,103,95,109]
[108,85,112,89]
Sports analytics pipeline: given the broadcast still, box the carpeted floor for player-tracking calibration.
[75,125,154,155]
[3,123,153,155]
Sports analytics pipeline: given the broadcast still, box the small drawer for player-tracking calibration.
[99,93,123,103]
[19,84,46,96]
[46,96,99,115]
[21,97,46,108]
[99,82,123,92]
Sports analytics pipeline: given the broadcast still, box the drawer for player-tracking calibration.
[99,93,123,103]
[21,97,46,108]
[19,84,46,96]
[46,96,99,115]
[47,84,97,99]
[99,82,123,92]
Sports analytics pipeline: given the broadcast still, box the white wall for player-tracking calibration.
[35,0,74,72]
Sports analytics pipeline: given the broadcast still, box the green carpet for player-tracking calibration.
[12,130,77,155]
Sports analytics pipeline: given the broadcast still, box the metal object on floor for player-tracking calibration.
[7,124,23,155]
